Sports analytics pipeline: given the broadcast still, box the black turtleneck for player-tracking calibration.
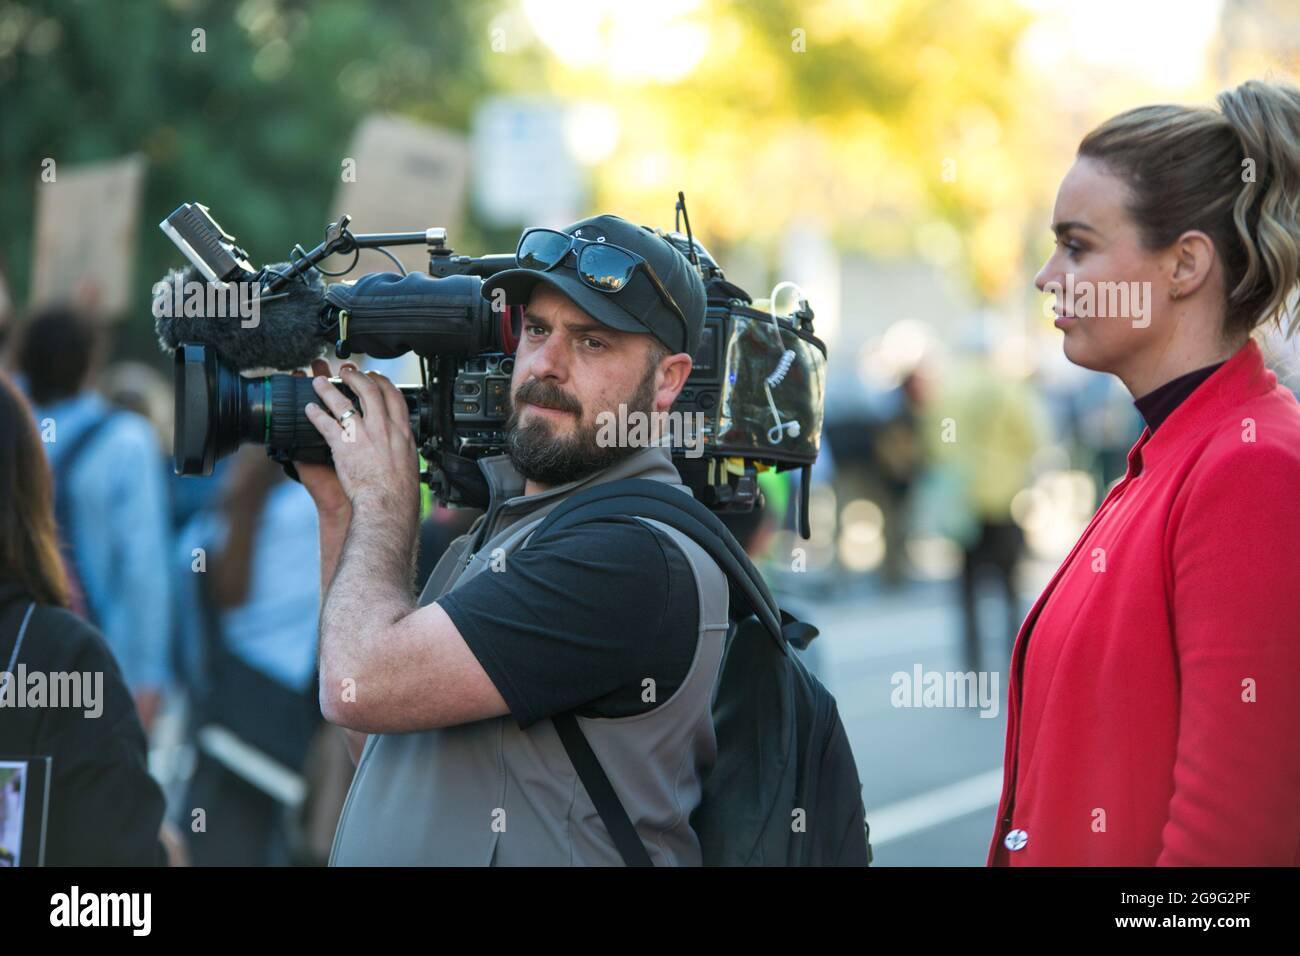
[1134,361,1226,433]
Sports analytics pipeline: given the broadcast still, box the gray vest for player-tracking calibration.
[328,446,729,865]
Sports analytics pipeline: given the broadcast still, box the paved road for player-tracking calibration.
[775,573,1044,866]
[148,558,1049,867]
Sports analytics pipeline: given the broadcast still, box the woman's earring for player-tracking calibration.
[1169,287,1180,300]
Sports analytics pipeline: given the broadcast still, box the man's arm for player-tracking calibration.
[316,499,370,762]
[304,365,508,735]
[293,361,366,763]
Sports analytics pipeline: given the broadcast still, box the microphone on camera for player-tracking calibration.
[152,262,333,372]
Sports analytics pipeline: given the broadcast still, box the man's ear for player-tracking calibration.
[655,351,693,410]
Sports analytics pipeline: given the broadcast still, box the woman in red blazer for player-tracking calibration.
[990,80,1300,866]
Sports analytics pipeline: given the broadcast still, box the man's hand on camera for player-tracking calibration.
[303,362,420,517]
[299,358,504,735]
[292,359,351,518]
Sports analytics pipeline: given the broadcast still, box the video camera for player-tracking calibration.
[155,197,827,534]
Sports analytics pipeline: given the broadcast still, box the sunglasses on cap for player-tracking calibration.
[514,228,688,332]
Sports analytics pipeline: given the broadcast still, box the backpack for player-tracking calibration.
[530,478,872,867]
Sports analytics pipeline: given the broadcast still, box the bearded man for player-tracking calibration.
[296,215,728,865]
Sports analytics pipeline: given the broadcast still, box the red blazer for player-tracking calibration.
[989,339,1300,866]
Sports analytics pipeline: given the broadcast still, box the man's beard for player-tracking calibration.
[506,366,657,488]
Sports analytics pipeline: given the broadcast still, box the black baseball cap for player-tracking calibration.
[482,214,706,357]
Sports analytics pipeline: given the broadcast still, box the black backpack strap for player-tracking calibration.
[551,711,654,867]
[536,478,819,867]
[532,478,786,646]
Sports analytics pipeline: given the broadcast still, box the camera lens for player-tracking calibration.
[173,344,268,475]
[267,373,335,464]
[174,343,429,475]
[173,344,333,474]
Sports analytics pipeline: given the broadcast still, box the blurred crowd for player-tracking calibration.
[0,299,490,865]
[2,303,338,864]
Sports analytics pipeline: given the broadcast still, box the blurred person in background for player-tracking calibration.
[102,353,234,538]
[824,373,925,590]
[926,339,1048,673]
[174,445,327,866]
[871,370,927,587]
[12,305,173,734]
[1070,372,1142,493]
[0,371,167,865]
[100,359,173,440]
[991,80,1300,866]
[101,358,198,795]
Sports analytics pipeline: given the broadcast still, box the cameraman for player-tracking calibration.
[299,215,729,866]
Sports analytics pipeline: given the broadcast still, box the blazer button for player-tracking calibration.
[1003,828,1028,851]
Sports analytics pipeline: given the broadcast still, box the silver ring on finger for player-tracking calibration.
[337,406,357,424]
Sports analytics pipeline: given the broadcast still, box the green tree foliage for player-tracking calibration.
[0,0,505,358]
[555,0,1041,299]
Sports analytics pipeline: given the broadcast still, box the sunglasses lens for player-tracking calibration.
[517,231,572,271]
[577,244,637,291]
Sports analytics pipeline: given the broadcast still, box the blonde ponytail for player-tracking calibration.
[1217,80,1300,337]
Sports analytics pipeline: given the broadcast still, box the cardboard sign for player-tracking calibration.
[329,114,470,277]
[30,154,146,321]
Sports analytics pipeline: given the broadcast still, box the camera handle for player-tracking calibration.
[262,214,449,295]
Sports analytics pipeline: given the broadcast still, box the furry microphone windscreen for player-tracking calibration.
[153,263,330,371]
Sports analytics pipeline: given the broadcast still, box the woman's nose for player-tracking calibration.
[1034,255,1056,293]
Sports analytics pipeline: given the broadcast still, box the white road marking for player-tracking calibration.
[866,768,1005,847]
